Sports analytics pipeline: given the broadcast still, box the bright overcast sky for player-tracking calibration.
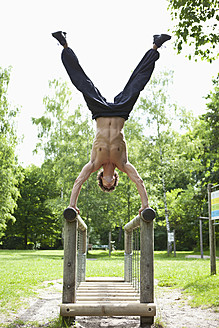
[1,0,217,167]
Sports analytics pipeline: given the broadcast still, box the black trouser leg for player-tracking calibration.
[61,47,110,118]
[113,49,160,109]
[61,47,160,120]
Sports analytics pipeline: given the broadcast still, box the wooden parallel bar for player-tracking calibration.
[61,302,156,317]
[124,215,140,232]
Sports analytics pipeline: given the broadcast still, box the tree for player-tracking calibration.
[0,67,22,238]
[138,71,178,253]
[137,71,204,251]
[202,73,219,183]
[168,0,219,61]
[2,165,61,249]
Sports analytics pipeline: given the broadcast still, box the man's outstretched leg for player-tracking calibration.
[112,34,171,115]
[52,31,110,119]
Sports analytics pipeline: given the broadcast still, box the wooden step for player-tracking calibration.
[85,277,124,282]
[60,302,156,317]
[61,279,155,317]
[77,296,139,301]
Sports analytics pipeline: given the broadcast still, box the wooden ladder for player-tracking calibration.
[60,277,156,317]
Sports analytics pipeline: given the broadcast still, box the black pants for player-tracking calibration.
[61,47,160,120]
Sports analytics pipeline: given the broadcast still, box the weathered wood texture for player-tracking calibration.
[140,218,154,327]
[62,214,87,324]
[60,302,156,317]
[208,183,217,275]
[62,219,78,304]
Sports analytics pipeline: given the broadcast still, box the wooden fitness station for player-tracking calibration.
[61,207,156,328]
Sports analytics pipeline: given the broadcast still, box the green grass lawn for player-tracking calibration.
[0,249,218,322]
[0,250,63,313]
[154,251,219,308]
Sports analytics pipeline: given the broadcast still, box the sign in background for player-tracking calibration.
[211,190,219,220]
[168,232,174,243]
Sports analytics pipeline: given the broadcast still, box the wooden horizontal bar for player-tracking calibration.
[85,277,124,282]
[77,215,87,231]
[124,215,140,232]
[77,290,137,294]
[76,300,139,304]
[212,183,219,189]
[60,302,156,317]
[77,296,139,301]
[80,284,127,287]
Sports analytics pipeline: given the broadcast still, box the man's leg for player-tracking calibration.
[52,31,110,119]
[61,47,108,107]
[113,48,159,106]
[62,47,116,119]
[113,34,171,116]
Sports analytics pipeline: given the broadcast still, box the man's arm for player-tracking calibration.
[122,162,149,215]
[69,161,95,212]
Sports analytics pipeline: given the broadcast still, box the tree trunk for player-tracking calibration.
[159,143,171,255]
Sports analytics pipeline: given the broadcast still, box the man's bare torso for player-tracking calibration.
[91,117,127,170]
[69,116,148,211]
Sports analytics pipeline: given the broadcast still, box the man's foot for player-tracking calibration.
[153,34,171,48]
[52,31,67,46]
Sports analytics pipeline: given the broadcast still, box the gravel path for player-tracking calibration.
[1,279,218,328]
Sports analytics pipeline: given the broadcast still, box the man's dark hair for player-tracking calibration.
[97,169,119,192]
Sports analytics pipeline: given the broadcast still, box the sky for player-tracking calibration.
[1,0,217,167]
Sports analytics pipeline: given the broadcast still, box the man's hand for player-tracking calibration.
[68,205,80,214]
[75,206,80,214]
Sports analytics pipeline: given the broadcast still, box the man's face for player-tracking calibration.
[101,175,116,189]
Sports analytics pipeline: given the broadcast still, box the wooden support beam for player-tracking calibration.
[140,214,155,327]
[62,218,78,304]
[124,215,140,232]
[141,207,156,222]
[63,207,77,221]
[60,302,156,317]
[208,183,217,275]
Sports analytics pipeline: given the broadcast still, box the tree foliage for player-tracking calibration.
[168,0,219,61]
[0,67,22,238]
[137,71,212,250]
[2,165,61,249]
[1,72,218,251]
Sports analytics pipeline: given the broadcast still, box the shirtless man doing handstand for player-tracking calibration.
[52,31,171,218]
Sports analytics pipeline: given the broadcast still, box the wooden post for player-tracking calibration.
[124,230,133,282]
[124,215,140,283]
[208,184,216,275]
[140,215,154,327]
[109,231,112,257]
[199,219,204,259]
[81,228,87,282]
[173,229,176,258]
[62,217,78,324]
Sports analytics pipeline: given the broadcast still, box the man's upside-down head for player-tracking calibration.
[97,169,119,192]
